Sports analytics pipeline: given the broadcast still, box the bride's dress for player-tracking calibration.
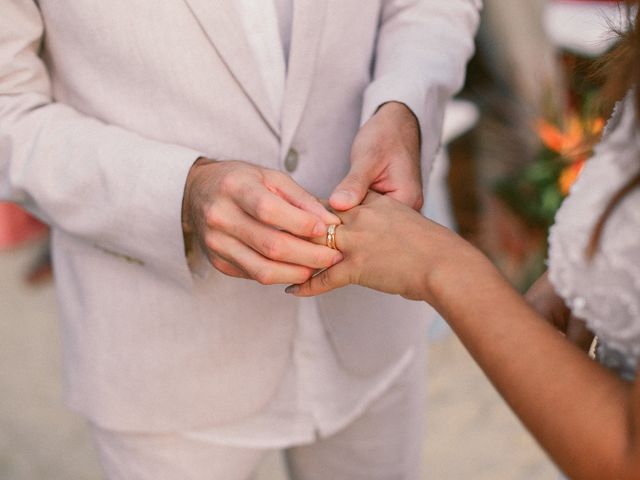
[548,89,640,380]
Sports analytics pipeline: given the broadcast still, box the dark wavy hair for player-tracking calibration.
[587,0,640,258]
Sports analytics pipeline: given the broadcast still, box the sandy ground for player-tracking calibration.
[0,240,558,479]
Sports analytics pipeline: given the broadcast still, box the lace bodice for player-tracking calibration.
[548,90,640,379]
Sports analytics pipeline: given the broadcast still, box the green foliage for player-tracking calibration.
[493,149,566,228]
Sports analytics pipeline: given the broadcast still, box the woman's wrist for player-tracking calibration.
[421,241,499,311]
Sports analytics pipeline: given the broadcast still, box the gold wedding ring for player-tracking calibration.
[326,224,339,250]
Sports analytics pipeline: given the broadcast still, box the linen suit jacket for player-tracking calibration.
[0,0,480,431]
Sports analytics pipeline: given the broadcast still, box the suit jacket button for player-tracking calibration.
[284,148,299,172]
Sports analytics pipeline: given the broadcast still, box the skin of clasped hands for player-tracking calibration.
[284,189,597,323]
[288,188,594,350]
[181,102,423,285]
[284,190,476,303]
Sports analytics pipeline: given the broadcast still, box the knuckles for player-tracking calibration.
[204,205,228,230]
[218,170,242,196]
[254,196,276,223]
[259,236,282,260]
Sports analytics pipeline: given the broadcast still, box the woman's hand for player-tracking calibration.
[286,192,485,303]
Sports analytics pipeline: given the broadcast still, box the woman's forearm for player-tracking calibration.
[426,253,638,479]
[291,193,640,476]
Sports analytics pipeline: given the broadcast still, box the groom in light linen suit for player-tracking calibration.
[0,0,480,478]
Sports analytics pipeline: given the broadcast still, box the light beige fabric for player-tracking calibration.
[92,339,427,480]
[236,0,287,114]
[0,0,480,432]
[182,297,415,447]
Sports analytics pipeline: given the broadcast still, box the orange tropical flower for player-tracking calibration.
[536,114,605,162]
[590,117,605,135]
[536,116,582,157]
[558,158,586,195]
[536,119,565,153]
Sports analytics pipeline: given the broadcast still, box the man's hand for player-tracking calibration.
[182,158,342,285]
[526,271,594,352]
[329,101,423,211]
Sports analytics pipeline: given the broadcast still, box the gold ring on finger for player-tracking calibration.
[326,224,339,250]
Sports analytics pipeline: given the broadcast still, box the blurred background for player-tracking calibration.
[0,0,629,478]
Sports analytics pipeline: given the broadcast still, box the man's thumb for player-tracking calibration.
[329,173,369,211]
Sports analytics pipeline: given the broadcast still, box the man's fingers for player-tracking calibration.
[285,262,351,297]
[329,162,376,211]
[227,212,343,269]
[237,184,331,238]
[267,172,341,226]
[205,231,315,285]
[308,234,326,246]
[308,224,347,255]
[210,256,249,279]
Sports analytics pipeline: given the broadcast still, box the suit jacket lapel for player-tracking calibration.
[181,0,281,136]
[281,0,328,154]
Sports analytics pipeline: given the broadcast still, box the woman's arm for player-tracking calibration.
[429,255,639,479]
[289,192,640,479]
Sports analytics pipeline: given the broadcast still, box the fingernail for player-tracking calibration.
[312,222,326,237]
[331,190,355,206]
[331,253,343,265]
[285,285,298,294]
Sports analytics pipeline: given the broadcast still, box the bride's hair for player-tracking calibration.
[587,0,640,258]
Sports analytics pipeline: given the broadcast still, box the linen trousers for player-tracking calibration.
[90,343,427,480]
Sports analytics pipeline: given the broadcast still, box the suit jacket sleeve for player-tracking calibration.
[0,1,203,288]
[362,0,481,179]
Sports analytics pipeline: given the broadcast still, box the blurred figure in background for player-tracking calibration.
[0,203,50,284]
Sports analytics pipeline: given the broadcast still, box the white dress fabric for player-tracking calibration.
[181,0,415,448]
[548,89,640,380]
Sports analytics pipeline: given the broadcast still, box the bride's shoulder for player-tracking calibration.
[547,88,640,356]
